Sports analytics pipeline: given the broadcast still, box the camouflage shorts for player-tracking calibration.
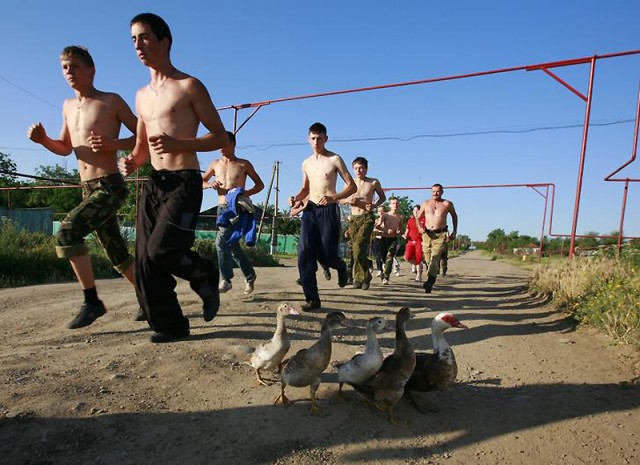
[55,173,133,273]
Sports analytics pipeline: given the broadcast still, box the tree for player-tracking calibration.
[0,152,18,185]
[0,152,30,208]
[485,228,506,252]
[25,164,81,219]
[118,156,152,225]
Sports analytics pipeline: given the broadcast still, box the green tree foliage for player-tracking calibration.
[25,164,81,219]
[0,152,18,185]
[0,152,30,208]
[119,156,153,225]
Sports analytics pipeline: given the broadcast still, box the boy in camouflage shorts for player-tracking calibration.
[28,45,138,329]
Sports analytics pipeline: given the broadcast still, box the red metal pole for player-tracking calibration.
[539,185,549,258]
[568,57,597,258]
[617,180,629,254]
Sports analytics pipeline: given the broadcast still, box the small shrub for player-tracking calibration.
[530,256,640,349]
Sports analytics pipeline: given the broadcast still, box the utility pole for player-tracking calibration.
[270,161,280,255]
[258,162,277,249]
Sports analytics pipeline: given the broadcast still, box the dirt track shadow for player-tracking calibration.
[2,381,638,464]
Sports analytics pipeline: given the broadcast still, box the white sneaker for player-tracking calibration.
[244,276,256,294]
[375,270,382,277]
[410,264,416,273]
[394,271,401,277]
[382,278,389,285]
[415,273,422,282]
[219,280,232,293]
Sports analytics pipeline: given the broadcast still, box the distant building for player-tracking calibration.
[513,243,540,256]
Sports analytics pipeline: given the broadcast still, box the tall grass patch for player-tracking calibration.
[529,253,640,348]
[0,218,120,287]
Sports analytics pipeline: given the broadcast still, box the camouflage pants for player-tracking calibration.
[55,173,133,274]
[349,213,374,283]
[422,230,448,279]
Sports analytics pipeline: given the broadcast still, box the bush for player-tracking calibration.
[0,218,120,287]
[0,220,279,288]
[529,255,640,349]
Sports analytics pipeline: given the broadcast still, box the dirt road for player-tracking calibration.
[1,250,638,465]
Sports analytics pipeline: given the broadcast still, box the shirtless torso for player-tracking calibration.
[376,198,403,238]
[418,184,458,241]
[28,53,137,181]
[344,161,386,215]
[202,146,264,204]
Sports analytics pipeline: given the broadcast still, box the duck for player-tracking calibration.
[351,307,416,427]
[250,303,299,386]
[405,312,467,412]
[332,316,393,399]
[274,311,349,414]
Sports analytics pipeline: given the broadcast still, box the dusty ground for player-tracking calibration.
[1,250,639,465]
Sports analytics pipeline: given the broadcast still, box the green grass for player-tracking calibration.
[529,253,640,349]
[0,219,279,288]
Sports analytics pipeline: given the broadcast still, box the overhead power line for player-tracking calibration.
[238,118,635,151]
[0,74,60,110]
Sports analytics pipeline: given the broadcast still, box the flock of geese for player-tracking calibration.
[249,303,467,427]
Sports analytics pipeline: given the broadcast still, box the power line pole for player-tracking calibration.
[270,161,280,255]
[258,161,277,250]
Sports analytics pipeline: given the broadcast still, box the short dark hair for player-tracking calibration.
[433,183,444,190]
[131,13,173,52]
[352,157,368,169]
[413,205,421,210]
[308,122,327,135]
[226,131,236,144]
[60,46,94,68]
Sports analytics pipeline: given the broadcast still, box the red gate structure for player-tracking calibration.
[219,50,640,258]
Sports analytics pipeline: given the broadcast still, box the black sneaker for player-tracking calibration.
[323,268,332,281]
[134,308,147,322]
[190,271,220,322]
[423,276,436,294]
[150,329,190,343]
[337,266,348,288]
[67,301,107,329]
[301,300,321,312]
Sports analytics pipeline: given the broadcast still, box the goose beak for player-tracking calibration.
[455,322,468,329]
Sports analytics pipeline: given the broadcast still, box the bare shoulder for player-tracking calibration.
[327,150,344,163]
[180,74,208,93]
[237,157,255,169]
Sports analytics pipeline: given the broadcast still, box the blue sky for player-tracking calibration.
[1,0,639,241]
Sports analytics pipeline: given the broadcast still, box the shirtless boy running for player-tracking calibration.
[289,122,356,311]
[202,131,264,294]
[28,45,137,329]
[375,197,403,285]
[341,156,386,290]
[121,13,228,342]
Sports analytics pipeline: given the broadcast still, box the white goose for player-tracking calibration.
[405,312,467,412]
[333,316,393,399]
[250,303,299,386]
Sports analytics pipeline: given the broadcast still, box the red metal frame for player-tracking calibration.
[220,49,640,258]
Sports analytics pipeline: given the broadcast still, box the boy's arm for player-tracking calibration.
[242,160,265,197]
[120,94,150,176]
[28,105,73,156]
